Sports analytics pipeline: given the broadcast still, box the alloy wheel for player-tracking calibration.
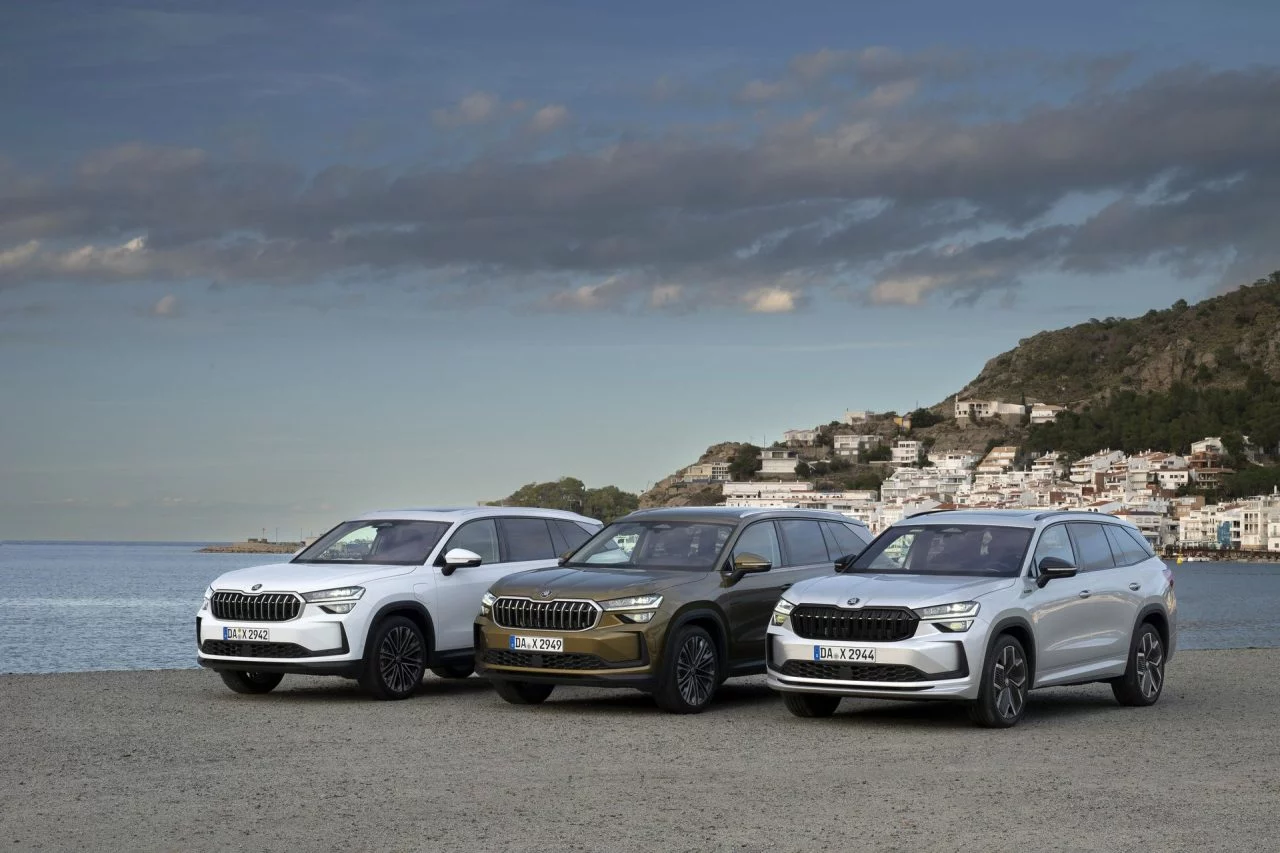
[379,625,424,695]
[1136,632,1164,700]
[992,643,1027,721]
[675,635,717,707]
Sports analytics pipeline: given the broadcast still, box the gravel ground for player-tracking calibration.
[2,650,1277,853]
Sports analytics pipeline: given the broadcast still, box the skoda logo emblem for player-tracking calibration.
[539,590,553,599]
[251,583,263,592]
[845,597,861,607]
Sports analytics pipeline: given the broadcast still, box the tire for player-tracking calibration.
[430,663,476,679]
[782,691,841,718]
[492,679,555,705]
[219,670,284,695]
[1111,621,1166,707]
[358,616,426,700]
[653,625,720,714]
[969,633,1030,728]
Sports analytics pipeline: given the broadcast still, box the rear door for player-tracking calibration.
[1103,523,1152,663]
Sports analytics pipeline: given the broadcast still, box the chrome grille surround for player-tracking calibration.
[210,591,304,622]
[491,597,602,632]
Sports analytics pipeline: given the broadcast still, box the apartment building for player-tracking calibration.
[782,429,818,446]
[680,461,731,483]
[891,440,924,466]
[833,433,882,458]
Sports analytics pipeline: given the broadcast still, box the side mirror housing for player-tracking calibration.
[729,552,772,575]
[833,549,865,572]
[1035,556,1078,588]
[441,548,483,576]
[557,549,575,566]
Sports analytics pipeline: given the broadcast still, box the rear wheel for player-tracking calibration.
[653,625,720,714]
[782,691,841,718]
[969,634,1029,728]
[219,670,283,695]
[359,616,426,700]
[492,680,555,705]
[1111,622,1166,707]
[430,663,476,679]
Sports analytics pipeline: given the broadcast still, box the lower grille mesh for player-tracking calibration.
[483,649,609,670]
[201,640,311,658]
[779,660,926,682]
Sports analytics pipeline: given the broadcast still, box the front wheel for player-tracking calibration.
[1111,622,1166,707]
[359,616,426,700]
[782,691,841,718]
[969,634,1029,728]
[430,663,475,679]
[219,670,284,695]
[492,680,555,705]
[653,625,720,714]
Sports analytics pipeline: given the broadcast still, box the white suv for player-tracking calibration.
[767,510,1176,727]
[196,507,601,699]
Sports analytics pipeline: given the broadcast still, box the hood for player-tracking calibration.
[786,573,1017,609]
[209,561,414,594]
[490,566,703,600]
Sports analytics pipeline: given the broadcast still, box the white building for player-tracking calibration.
[955,399,1026,425]
[1029,403,1065,425]
[833,434,883,458]
[1191,437,1226,456]
[842,409,875,424]
[928,451,979,471]
[759,448,801,477]
[680,461,731,483]
[782,429,818,446]
[1070,449,1126,484]
[1031,452,1065,477]
[891,440,924,466]
[722,481,814,499]
[976,446,1019,475]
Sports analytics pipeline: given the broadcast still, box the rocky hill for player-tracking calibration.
[952,271,1280,407]
[638,442,749,508]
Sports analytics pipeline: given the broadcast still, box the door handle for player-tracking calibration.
[1078,590,1091,599]
[1128,582,1141,591]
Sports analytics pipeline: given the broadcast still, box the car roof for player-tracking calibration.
[891,508,1134,529]
[621,506,869,526]
[352,507,601,525]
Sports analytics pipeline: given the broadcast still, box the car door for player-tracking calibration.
[1103,524,1151,661]
[428,517,508,652]
[1024,522,1101,682]
[720,520,787,667]
[1067,521,1133,667]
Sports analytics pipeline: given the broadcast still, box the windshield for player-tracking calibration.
[293,520,449,566]
[848,524,1032,577]
[565,520,735,572]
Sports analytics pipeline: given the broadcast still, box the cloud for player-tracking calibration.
[528,104,570,133]
[2,62,1280,311]
[738,79,787,103]
[432,91,502,127]
[150,294,179,317]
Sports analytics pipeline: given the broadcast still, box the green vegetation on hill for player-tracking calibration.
[955,271,1280,405]
[1025,382,1280,459]
[489,477,639,523]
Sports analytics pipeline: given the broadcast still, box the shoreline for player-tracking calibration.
[2,648,1278,852]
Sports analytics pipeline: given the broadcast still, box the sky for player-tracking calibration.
[2,0,1280,540]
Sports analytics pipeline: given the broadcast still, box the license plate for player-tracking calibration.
[509,635,563,652]
[224,627,270,641]
[813,645,876,663]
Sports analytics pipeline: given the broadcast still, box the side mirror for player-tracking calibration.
[1035,556,1078,588]
[441,548,483,576]
[833,548,865,572]
[730,552,772,574]
[557,549,575,566]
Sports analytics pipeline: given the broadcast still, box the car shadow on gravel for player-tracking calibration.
[203,673,498,703]
[525,680,779,716]
[830,689,1125,729]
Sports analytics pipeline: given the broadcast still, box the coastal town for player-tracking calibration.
[678,399,1280,555]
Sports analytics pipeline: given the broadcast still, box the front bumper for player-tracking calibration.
[766,621,982,701]
[195,611,360,676]
[474,614,658,690]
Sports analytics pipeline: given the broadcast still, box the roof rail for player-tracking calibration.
[1032,509,1080,521]
[901,508,956,519]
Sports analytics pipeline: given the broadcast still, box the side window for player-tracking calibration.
[732,521,782,569]
[822,522,869,560]
[1121,525,1157,559]
[554,520,592,552]
[443,519,499,564]
[1067,523,1117,572]
[778,519,831,566]
[1104,524,1148,566]
[498,518,557,562]
[1032,524,1076,570]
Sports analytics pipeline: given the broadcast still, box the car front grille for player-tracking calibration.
[779,660,926,682]
[491,598,600,631]
[201,640,311,658]
[211,591,302,622]
[790,606,918,642]
[483,649,609,670]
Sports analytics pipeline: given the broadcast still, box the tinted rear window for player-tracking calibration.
[498,518,557,562]
[778,519,831,566]
[1068,523,1116,571]
[1122,525,1157,558]
[1104,524,1151,566]
[555,520,593,551]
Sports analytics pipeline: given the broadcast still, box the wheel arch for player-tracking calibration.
[986,616,1037,686]
[368,600,437,662]
[667,605,730,669]
[1135,605,1171,659]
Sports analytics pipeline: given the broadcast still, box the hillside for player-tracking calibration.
[953,271,1280,406]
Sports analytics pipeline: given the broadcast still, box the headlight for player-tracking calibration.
[600,594,663,611]
[302,586,365,603]
[914,601,980,620]
[200,587,212,612]
[771,599,796,626]
[934,619,974,632]
[480,591,497,617]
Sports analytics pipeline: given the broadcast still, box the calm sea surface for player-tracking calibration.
[1,542,1278,674]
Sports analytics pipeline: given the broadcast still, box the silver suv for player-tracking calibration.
[766,510,1176,727]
